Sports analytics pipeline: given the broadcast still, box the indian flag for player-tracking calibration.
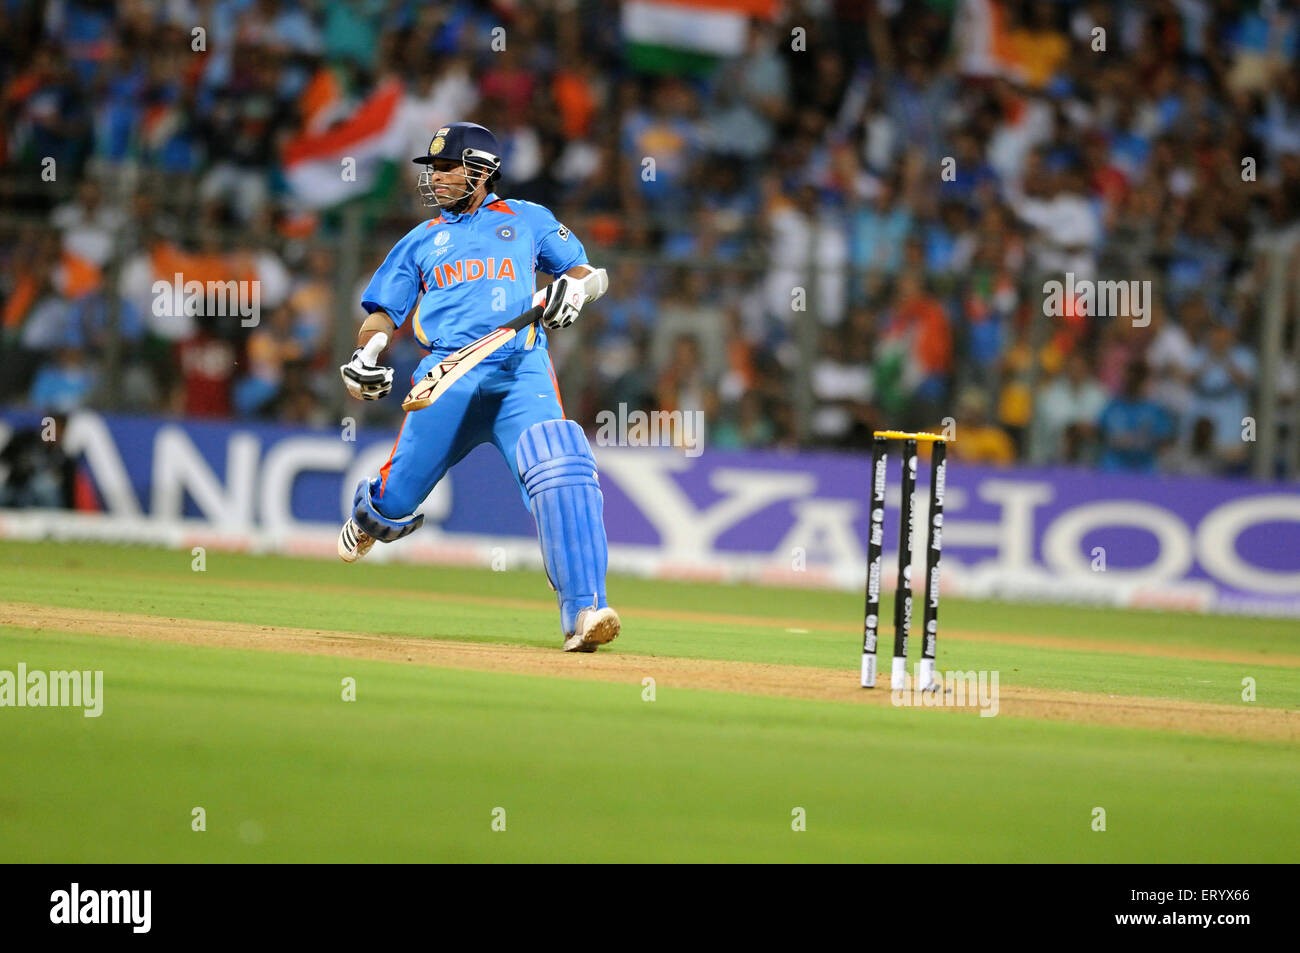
[282,78,407,210]
[622,0,777,74]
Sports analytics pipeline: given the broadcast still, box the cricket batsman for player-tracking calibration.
[337,122,620,653]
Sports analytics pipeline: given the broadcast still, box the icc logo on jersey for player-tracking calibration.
[434,230,450,246]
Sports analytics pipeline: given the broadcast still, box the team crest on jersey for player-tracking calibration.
[495,224,516,241]
[434,230,450,246]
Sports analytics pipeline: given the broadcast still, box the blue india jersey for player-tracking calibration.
[361,192,587,353]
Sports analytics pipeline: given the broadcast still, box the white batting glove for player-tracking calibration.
[541,274,585,330]
[340,348,394,400]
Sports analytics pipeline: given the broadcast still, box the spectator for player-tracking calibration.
[1145,298,1200,427]
[1188,321,1255,472]
[29,348,96,413]
[1005,1,1069,90]
[850,179,911,280]
[50,180,125,267]
[1029,351,1109,464]
[285,245,335,367]
[712,391,776,449]
[1097,361,1175,473]
[704,21,789,160]
[234,306,302,417]
[656,333,710,420]
[621,80,699,209]
[811,327,870,445]
[762,182,848,327]
[879,270,953,426]
[195,45,288,222]
[1009,162,1102,279]
[949,387,1016,466]
[651,270,726,384]
[175,316,236,418]
[4,46,92,176]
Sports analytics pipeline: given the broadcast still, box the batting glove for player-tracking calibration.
[340,348,394,400]
[541,274,585,330]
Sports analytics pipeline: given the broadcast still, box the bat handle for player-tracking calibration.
[360,332,388,363]
[505,305,545,332]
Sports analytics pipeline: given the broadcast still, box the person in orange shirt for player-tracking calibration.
[552,63,597,140]
[890,271,953,376]
[1002,1,1069,90]
[881,270,954,428]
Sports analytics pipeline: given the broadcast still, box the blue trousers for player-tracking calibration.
[370,347,566,518]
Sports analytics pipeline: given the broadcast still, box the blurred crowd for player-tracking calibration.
[2,0,1298,477]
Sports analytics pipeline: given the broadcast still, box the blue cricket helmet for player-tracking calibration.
[413,121,502,171]
[413,121,503,210]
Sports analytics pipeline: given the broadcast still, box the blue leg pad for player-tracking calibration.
[516,419,608,634]
[352,479,424,542]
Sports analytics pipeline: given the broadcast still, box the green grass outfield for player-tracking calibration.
[1,539,1297,862]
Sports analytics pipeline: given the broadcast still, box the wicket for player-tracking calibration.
[861,430,948,691]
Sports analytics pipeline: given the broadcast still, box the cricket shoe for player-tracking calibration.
[562,606,621,653]
[337,518,375,563]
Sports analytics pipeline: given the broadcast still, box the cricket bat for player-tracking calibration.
[400,268,608,412]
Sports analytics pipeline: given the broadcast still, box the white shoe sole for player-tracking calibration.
[337,521,375,563]
[563,607,620,653]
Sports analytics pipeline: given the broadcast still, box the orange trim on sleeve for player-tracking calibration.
[546,359,566,419]
[485,200,516,215]
[378,413,408,499]
[425,216,445,228]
